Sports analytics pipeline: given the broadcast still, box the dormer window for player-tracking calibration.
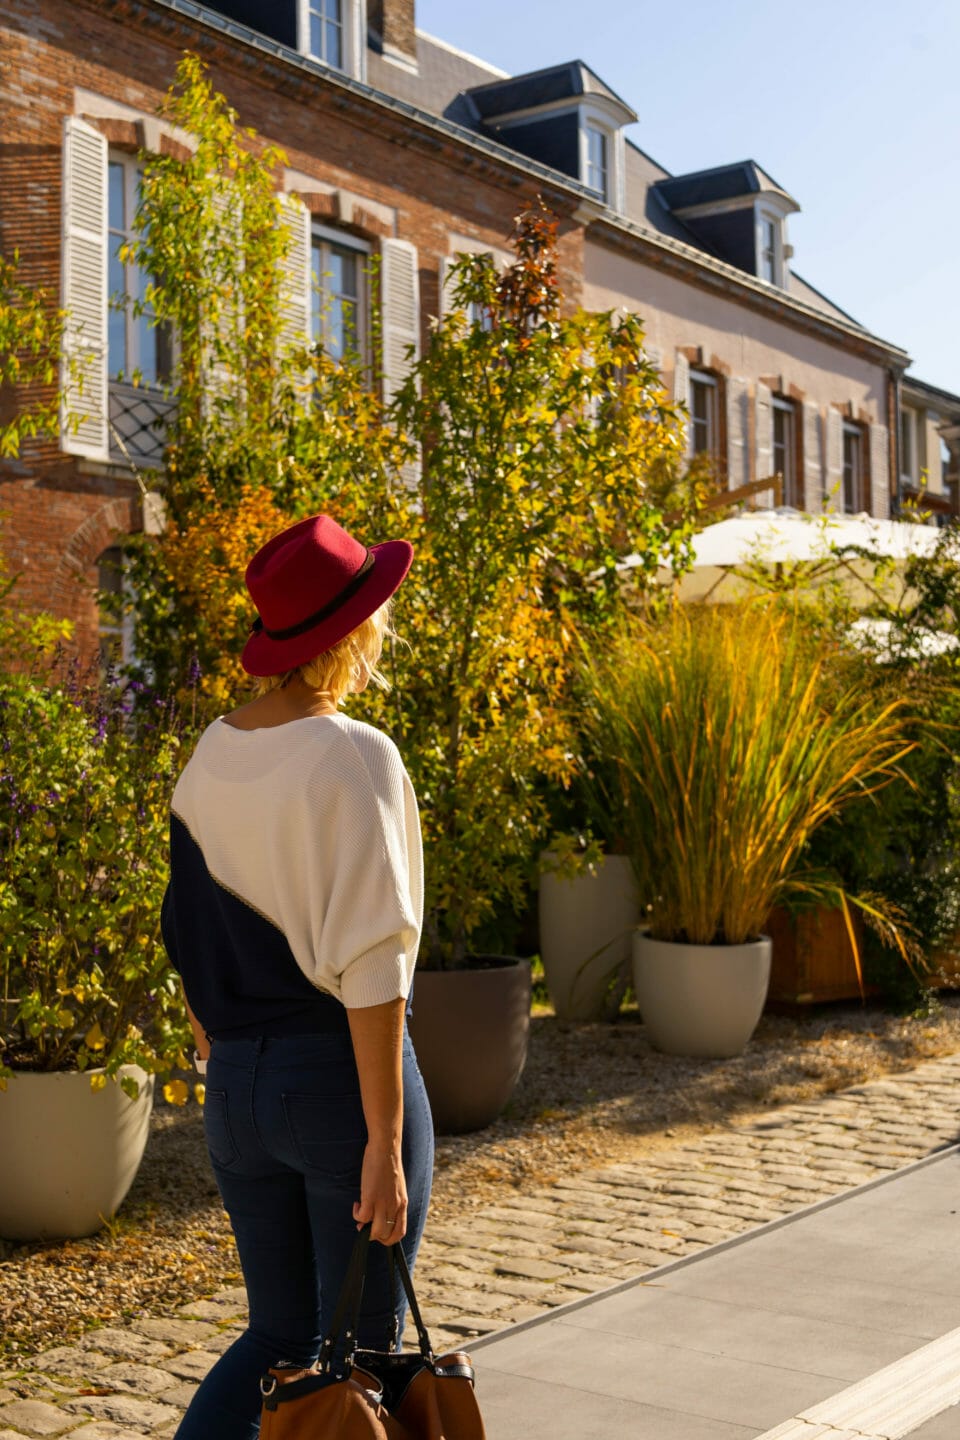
[652,163,799,288]
[585,123,608,199]
[297,0,364,77]
[464,62,635,215]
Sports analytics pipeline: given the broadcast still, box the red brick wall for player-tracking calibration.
[0,0,585,654]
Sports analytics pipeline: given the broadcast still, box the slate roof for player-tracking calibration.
[464,60,636,124]
[652,161,799,213]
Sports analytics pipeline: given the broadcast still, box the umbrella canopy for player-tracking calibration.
[635,508,941,604]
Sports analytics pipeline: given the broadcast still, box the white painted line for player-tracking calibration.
[755,1324,960,1439]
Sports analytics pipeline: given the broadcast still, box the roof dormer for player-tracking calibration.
[652,162,800,286]
[463,62,637,211]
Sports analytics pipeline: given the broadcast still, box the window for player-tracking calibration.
[756,207,784,286]
[307,0,343,67]
[586,124,608,200]
[772,398,797,506]
[689,370,719,457]
[760,218,778,284]
[311,226,369,363]
[900,407,925,486]
[842,423,863,513]
[107,154,172,387]
[97,546,134,669]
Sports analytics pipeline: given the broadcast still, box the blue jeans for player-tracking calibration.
[174,1027,434,1440]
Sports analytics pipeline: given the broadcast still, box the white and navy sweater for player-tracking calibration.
[160,714,423,1039]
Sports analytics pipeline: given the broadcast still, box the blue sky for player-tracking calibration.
[417,0,959,396]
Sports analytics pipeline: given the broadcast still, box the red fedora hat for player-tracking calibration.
[240,514,413,677]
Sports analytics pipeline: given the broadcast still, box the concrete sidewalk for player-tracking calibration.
[469,1145,960,1440]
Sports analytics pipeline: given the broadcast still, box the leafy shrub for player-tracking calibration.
[0,636,195,1095]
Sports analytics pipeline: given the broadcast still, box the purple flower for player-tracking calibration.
[187,654,202,687]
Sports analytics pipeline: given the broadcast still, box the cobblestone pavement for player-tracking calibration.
[2,1051,959,1438]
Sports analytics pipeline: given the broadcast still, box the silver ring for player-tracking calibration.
[386,1218,396,1225]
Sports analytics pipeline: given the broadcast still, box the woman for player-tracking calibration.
[161,513,433,1440]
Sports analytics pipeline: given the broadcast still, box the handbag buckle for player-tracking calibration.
[260,1375,278,1398]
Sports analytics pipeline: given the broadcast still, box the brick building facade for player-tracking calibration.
[2,0,958,656]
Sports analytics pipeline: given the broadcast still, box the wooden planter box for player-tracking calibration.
[765,905,868,1005]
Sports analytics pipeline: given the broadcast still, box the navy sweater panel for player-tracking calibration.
[161,811,346,1039]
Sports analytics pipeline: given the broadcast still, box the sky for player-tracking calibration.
[416,0,959,396]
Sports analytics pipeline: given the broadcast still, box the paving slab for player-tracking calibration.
[468,1146,960,1440]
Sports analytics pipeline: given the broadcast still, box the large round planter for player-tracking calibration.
[538,854,639,1021]
[0,1065,155,1240]
[407,957,531,1135]
[632,933,772,1059]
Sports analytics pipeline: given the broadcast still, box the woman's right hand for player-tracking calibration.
[353,1139,408,1246]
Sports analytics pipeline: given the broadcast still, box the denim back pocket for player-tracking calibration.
[282,1092,366,1182]
[203,1089,240,1170]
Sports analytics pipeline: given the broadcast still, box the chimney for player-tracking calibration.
[368,0,417,66]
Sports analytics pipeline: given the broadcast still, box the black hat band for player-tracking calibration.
[251,551,376,642]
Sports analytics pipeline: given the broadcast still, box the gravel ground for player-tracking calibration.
[3,995,960,1367]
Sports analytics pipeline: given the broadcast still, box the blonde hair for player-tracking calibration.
[254,600,395,704]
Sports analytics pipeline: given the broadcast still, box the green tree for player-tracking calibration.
[384,207,693,964]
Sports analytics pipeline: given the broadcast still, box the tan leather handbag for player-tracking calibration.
[259,1227,486,1440]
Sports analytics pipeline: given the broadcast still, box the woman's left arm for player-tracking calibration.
[347,996,407,1246]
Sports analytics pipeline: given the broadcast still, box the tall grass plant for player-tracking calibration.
[580,602,918,953]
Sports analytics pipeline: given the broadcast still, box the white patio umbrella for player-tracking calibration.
[633,508,941,605]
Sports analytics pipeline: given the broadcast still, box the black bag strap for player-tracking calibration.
[317,1225,434,1374]
[387,1240,433,1361]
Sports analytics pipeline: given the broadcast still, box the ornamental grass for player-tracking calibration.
[580,602,918,952]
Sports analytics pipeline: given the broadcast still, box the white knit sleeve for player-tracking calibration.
[307,726,423,1008]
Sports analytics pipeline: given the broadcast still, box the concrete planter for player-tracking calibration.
[0,1065,155,1240]
[538,854,638,1020]
[632,932,772,1059]
[408,958,531,1135]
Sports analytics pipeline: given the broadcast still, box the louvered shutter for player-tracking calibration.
[755,381,773,494]
[726,377,749,492]
[870,423,890,520]
[61,116,108,459]
[673,351,691,457]
[381,238,420,405]
[825,408,844,509]
[802,401,823,512]
[277,194,312,361]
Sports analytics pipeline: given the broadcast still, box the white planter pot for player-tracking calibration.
[0,1065,155,1240]
[632,932,772,1058]
[539,854,639,1021]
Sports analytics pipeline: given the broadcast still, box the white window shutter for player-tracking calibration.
[277,194,312,360]
[61,116,108,459]
[802,401,823,512]
[755,381,773,488]
[870,422,890,520]
[825,407,844,509]
[381,238,420,405]
[726,377,749,492]
[673,351,691,458]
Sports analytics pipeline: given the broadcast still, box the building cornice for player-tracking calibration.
[81,0,912,367]
[587,215,911,369]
